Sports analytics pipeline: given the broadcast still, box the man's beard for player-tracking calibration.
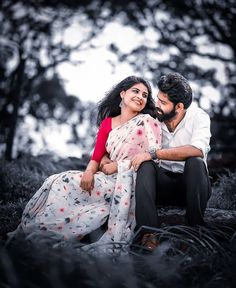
[156,106,177,122]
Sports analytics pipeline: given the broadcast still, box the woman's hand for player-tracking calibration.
[131,152,151,172]
[102,162,117,175]
[80,170,95,195]
[99,154,113,171]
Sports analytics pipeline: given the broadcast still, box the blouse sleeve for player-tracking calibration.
[91,117,112,163]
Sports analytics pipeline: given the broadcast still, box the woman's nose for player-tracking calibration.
[136,93,143,99]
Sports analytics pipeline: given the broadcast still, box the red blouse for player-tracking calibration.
[91,117,112,162]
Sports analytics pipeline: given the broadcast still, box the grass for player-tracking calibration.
[0,154,88,240]
[208,170,236,210]
[0,225,235,288]
[0,154,236,287]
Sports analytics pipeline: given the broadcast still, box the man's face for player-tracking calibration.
[156,91,177,122]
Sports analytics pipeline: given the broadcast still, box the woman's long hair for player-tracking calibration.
[96,76,157,126]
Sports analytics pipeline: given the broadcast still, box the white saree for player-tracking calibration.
[18,114,162,244]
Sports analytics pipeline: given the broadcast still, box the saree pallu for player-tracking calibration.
[18,114,162,244]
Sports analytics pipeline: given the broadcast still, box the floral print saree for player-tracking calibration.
[19,114,162,245]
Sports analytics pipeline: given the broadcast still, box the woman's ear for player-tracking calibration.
[120,90,125,98]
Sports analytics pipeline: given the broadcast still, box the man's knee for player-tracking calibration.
[136,161,158,198]
[184,157,211,197]
[185,157,205,171]
[184,156,210,188]
[184,157,208,176]
[137,160,157,177]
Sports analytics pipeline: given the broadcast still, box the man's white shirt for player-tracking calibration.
[159,104,211,173]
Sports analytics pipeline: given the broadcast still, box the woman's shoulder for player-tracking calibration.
[100,117,112,125]
[136,114,161,130]
[139,113,159,123]
[100,117,112,132]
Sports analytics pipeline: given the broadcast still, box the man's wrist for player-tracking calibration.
[148,147,158,160]
[156,149,160,160]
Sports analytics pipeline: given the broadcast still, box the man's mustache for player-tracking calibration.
[156,108,163,114]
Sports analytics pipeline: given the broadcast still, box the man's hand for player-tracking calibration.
[80,171,94,195]
[131,152,151,171]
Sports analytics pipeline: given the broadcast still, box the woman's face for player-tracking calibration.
[121,83,148,112]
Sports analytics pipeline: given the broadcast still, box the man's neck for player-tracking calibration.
[164,110,186,132]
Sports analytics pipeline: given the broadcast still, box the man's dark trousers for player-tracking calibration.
[135,157,212,229]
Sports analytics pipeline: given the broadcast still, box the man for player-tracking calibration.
[134,72,212,243]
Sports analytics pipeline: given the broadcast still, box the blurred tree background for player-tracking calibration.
[0,0,235,175]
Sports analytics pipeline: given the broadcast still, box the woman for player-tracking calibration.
[18,76,162,244]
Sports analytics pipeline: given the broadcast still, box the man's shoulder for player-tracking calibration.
[187,104,210,119]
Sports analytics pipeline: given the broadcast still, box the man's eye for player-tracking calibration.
[158,100,165,105]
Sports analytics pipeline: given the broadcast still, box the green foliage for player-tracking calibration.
[208,170,236,210]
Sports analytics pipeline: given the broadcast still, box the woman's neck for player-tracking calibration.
[119,110,138,125]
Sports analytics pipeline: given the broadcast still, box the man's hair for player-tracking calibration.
[157,73,192,109]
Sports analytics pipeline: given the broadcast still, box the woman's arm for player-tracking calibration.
[91,117,112,162]
[80,160,99,194]
[99,153,118,175]
[80,118,112,194]
[99,153,112,170]
[101,161,118,175]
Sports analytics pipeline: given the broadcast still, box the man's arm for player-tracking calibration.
[156,145,203,161]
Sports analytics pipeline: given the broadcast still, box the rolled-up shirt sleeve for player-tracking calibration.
[190,109,211,158]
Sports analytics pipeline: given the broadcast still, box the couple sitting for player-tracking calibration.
[15,73,212,250]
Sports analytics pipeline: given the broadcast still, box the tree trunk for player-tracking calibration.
[4,58,25,160]
[5,98,19,160]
